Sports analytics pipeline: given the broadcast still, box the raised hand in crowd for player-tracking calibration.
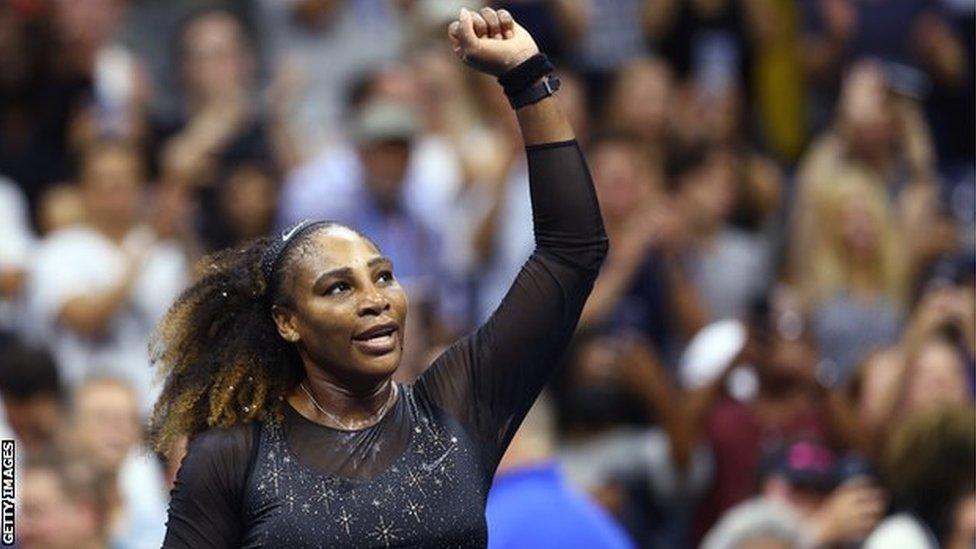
[810,477,887,545]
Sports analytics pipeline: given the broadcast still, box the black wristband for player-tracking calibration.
[497,53,555,97]
[507,74,561,109]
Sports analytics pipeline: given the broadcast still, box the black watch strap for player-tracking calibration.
[507,73,561,109]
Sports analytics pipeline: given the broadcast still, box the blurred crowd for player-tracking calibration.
[0,0,973,547]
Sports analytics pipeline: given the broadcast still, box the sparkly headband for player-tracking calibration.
[261,219,330,283]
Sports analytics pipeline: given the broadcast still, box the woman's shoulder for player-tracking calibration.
[185,421,261,469]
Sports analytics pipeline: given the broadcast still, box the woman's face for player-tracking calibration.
[20,468,100,549]
[590,142,645,223]
[611,60,672,138]
[220,165,278,241]
[838,192,880,257]
[72,381,140,475]
[904,339,969,413]
[181,12,251,102]
[274,226,408,387]
[81,147,143,229]
[680,151,736,228]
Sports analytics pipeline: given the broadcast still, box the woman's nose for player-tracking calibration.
[358,287,390,315]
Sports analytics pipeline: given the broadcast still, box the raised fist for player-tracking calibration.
[448,7,540,76]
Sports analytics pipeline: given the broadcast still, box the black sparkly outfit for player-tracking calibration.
[161,140,608,548]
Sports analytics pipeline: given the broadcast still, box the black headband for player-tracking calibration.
[261,219,330,284]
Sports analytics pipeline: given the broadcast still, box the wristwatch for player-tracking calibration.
[507,73,561,110]
[498,53,560,110]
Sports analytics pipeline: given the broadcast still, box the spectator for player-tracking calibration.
[35,183,86,236]
[555,329,713,546]
[255,0,407,150]
[155,8,285,251]
[0,2,59,206]
[855,279,974,450]
[867,405,976,548]
[214,161,281,249]
[705,439,886,548]
[578,132,706,362]
[791,61,940,290]
[0,176,33,337]
[602,57,674,160]
[690,291,862,540]
[701,498,808,549]
[0,0,135,208]
[802,168,906,379]
[19,447,110,549]
[277,63,463,247]
[68,377,167,549]
[570,0,648,104]
[487,393,634,549]
[25,140,188,416]
[901,332,973,414]
[801,0,967,132]
[668,142,774,322]
[0,341,64,459]
[645,0,765,112]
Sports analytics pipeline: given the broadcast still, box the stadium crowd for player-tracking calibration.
[0,0,973,547]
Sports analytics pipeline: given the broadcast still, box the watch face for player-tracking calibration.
[544,75,560,94]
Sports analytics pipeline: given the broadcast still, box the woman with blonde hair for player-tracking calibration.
[802,166,908,382]
[803,166,906,304]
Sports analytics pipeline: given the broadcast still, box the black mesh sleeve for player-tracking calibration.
[161,423,258,548]
[416,139,608,475]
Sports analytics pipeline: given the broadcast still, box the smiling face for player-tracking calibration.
[271,226,408,389]
[72,379,140,474]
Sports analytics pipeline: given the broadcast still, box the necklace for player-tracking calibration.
[299,381,398,431]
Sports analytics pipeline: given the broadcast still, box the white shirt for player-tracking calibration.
[25,225,188,417]
[111,448,168,549]
[0,178,34,335]
[864,514,938,549]
[687,228,773,322]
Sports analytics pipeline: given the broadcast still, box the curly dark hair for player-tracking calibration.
[148,222,348,457]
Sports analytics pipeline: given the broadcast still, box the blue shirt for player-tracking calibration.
[486,462,634,549]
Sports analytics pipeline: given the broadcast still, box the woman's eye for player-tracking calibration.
[326,282,350,296]
[377,270,394,283]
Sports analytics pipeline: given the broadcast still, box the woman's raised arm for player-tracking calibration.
[417,8,608,476]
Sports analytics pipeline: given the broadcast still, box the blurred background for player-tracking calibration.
[0,0,973,547]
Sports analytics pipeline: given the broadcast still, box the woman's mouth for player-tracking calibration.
[352,323,399,355]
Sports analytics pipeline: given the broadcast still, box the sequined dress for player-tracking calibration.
[161,140,609,548]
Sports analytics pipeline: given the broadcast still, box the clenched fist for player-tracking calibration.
[447,7,540,76]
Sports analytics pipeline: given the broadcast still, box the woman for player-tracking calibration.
[801,167,906,381]
[154,8,608,547]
